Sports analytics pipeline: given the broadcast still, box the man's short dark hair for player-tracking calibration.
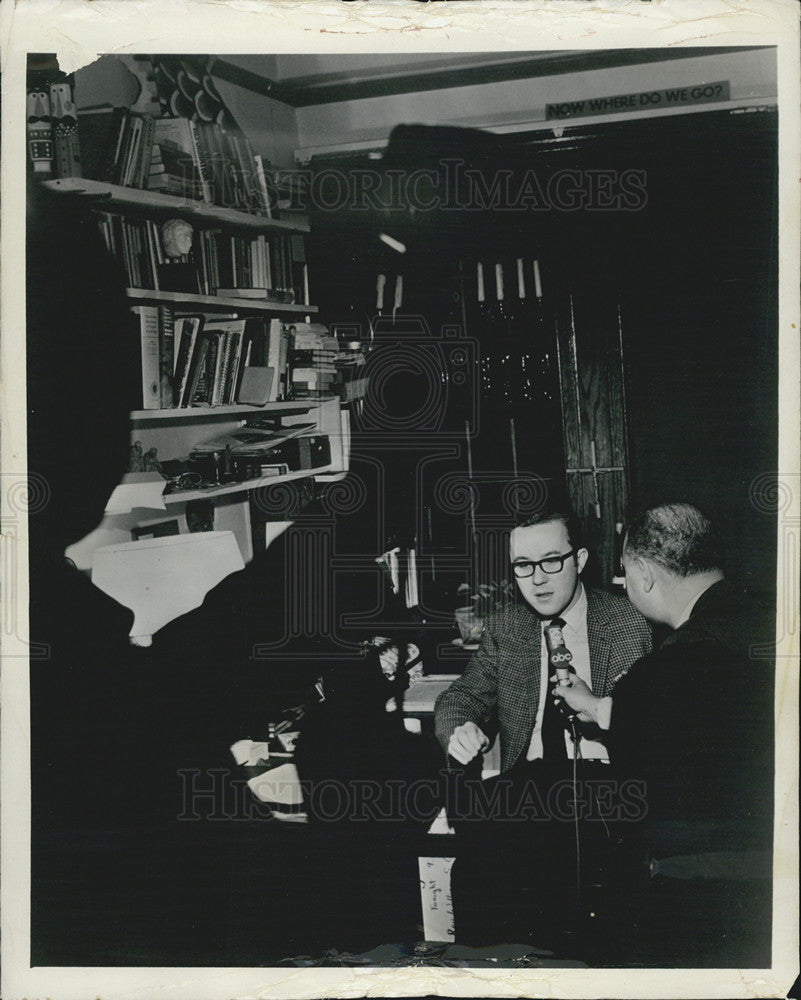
[624,503,724,577]
[514,509,584,551]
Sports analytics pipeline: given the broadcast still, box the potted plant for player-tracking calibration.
[455,578,515,645]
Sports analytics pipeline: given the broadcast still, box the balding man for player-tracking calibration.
[555,502,774,966]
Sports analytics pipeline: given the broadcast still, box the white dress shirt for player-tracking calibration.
[526,583,609,761]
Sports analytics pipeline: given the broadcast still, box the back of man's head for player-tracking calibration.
[625,502,724,578]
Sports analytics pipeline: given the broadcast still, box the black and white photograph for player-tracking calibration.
[1,2,799,998]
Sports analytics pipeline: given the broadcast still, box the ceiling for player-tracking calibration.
[211,47,769,108]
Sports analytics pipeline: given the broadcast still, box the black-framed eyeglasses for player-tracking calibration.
[511,550,576,578]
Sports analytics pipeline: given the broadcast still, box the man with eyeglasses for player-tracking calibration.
[436,509,652,774]
[434,508,652,947]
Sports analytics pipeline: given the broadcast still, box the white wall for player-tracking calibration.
[72,49,777,167]
[294,48,777,155]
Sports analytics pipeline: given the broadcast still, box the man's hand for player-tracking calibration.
[447,722,490,764]
[551,674,599,724]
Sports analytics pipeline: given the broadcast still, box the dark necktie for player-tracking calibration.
[540,617,571,761]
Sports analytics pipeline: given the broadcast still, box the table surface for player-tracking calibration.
[403,675,460,714]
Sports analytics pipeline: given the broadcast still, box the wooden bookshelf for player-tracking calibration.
[43,178,309,234]
[130,395,348,507]
[162,465,338,505]
[41,107,346,566]
[126,288,317,315]
[130,399,331,422]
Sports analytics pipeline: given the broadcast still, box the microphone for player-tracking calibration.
[543,620,577,723]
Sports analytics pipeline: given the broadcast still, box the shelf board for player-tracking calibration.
[163,466,335,504]
[126,288,317,315]
[44,178,310,234]
[130,400,330,421]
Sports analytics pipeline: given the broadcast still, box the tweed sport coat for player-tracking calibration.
[434,587,653,773]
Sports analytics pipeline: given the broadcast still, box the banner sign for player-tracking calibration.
[546,81,730,121]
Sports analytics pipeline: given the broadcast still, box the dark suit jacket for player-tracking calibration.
[606,579,774,856]
[434,586,653,772]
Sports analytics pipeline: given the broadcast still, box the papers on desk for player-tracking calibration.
[230,739,271,766]
[248,762,304,806]
[402,675,460,714]
[277,731,299,753]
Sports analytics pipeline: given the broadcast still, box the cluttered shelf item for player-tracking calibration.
[130,310,364,414]
[127,396,344,503]
[39,61,313,305]
[47,189,311,309]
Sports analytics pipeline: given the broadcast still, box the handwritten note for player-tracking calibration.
[418,856,455,942]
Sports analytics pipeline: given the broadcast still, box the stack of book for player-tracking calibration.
[76,106,156,188]
[287,323,340,398]
[134,310,294,410]
[173,316,252,408]
[74,105,278,217]
[147,141,203,200]
[212,228,308,303]
[96,212,177,290]
[93,210,307,301]
[334,341,369,402]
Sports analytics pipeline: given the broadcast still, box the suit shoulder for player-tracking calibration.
[587,587,648,627]
[486,601,534,631]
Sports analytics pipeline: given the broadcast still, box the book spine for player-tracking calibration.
[197,231,210,296]
[123,114,143,187]
[113,112,133,185]
[119,221,134,286]
[211,232,226,289]
[266,237,275,290]
[217,331,236,404]
[177,322,203,407]
[208,229,220,292]
[136,114,156,188]
[135,305,161,409]
[230,235,238,288]
[185,335,211,407]
[199,333,220,405]
[221,126,245,210]
[289,233,306,305]
[207,331,222,406]
[103,109,129,183]
[111,215,129,282]
[229,330,246,403]
[253,154,273,218]
[129,221,143,287]
[158,305,175,407]
[188,119,214,203]
[278,321,291,400]
[255,236,267,288]
[236,132,259,213]
[265,318,283,402]
[172,318,193,401]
